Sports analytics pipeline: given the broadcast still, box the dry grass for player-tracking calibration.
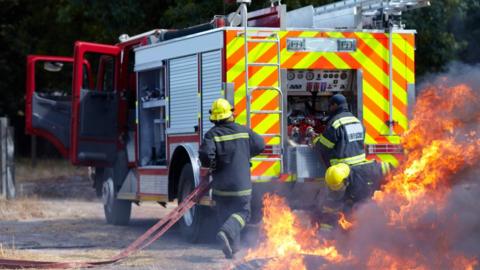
[0,241,65,262]
[1,159,94,220]
[0,243,155,268]
[0,197,46,220]
[15,158,88,182]
[0,243,60,262]
[0,242,106,262]
[0,243,33,260]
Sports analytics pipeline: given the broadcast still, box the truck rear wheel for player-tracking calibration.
[102,174,131,225]
[177,163,207,243]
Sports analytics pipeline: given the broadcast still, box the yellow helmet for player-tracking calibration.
[209,98,233,121]
[325,163,351,191]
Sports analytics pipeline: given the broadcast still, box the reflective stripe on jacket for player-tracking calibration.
[320,160,391,228]
[314,110,365,166]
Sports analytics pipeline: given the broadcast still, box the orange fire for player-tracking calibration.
[338,212,353,231]
[241,81,479,269]
[244,194,346,270]
[373,83,480,228]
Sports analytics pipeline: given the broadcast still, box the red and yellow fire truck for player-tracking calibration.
[25,0,428,241]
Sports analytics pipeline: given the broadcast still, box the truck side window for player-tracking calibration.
[35,62,73,100]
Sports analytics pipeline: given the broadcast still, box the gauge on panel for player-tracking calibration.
[306,71,314,80]
[287,71,295,81]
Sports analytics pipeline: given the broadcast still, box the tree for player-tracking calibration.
[403,0,480,76]
[455,0,480,64]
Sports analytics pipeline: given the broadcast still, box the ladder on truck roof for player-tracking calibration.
[312,0,430,29]
[315,0,431,15]
[239,0,430,29]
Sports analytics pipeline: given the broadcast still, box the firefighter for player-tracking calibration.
[198,98,265,259]
[319,160,392,230]
[313,94,366,167]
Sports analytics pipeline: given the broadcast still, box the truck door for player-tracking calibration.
[25,55,86,158]
[71,42,121,165]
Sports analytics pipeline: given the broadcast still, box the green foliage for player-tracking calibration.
[456,0,480,63]
[0,0,32,117]
[403,0,480,76]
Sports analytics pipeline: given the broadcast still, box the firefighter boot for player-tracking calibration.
[216,231,234,259]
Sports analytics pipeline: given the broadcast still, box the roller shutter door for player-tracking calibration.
[201,50,222,136]
[168,55,199,134]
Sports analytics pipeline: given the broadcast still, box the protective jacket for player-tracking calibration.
[342,160,390,203]
[314,107,365,166]
[320,160,391,229]
[323,160,391,212]
[199,121,265,197]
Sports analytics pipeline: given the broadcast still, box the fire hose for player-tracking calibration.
[0,179,212,269]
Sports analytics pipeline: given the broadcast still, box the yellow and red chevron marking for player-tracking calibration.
[225,29,415,177]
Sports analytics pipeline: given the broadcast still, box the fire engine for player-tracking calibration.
[25,0,429,241]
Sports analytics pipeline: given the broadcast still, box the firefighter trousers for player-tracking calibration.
[214,195,251,253]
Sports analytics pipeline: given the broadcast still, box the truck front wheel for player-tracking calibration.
[102,173,131,225]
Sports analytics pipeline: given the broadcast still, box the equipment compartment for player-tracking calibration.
[284,68,359,178]
[137,68,166,166]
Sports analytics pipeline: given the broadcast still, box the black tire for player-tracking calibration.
[102,174,131,225]
[177,163,208,243]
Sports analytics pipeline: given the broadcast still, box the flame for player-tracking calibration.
[338,212,353,231]
[373,83,480,228]
[242,82,479,269]
[244,194,346,270]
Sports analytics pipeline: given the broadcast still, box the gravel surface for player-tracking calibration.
[0,175,255,270]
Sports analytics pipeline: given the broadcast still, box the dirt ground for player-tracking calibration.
[0,160,255,270]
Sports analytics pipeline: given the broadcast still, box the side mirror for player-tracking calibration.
[43,62,64,72]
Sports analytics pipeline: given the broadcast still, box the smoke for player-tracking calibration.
[435,87,480,258]
[329,62,480,269]
[339,174,480,269]
[339,184,480,269]
[418,62,480,91]
[445,169,480,257]
[237,63,480,270]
